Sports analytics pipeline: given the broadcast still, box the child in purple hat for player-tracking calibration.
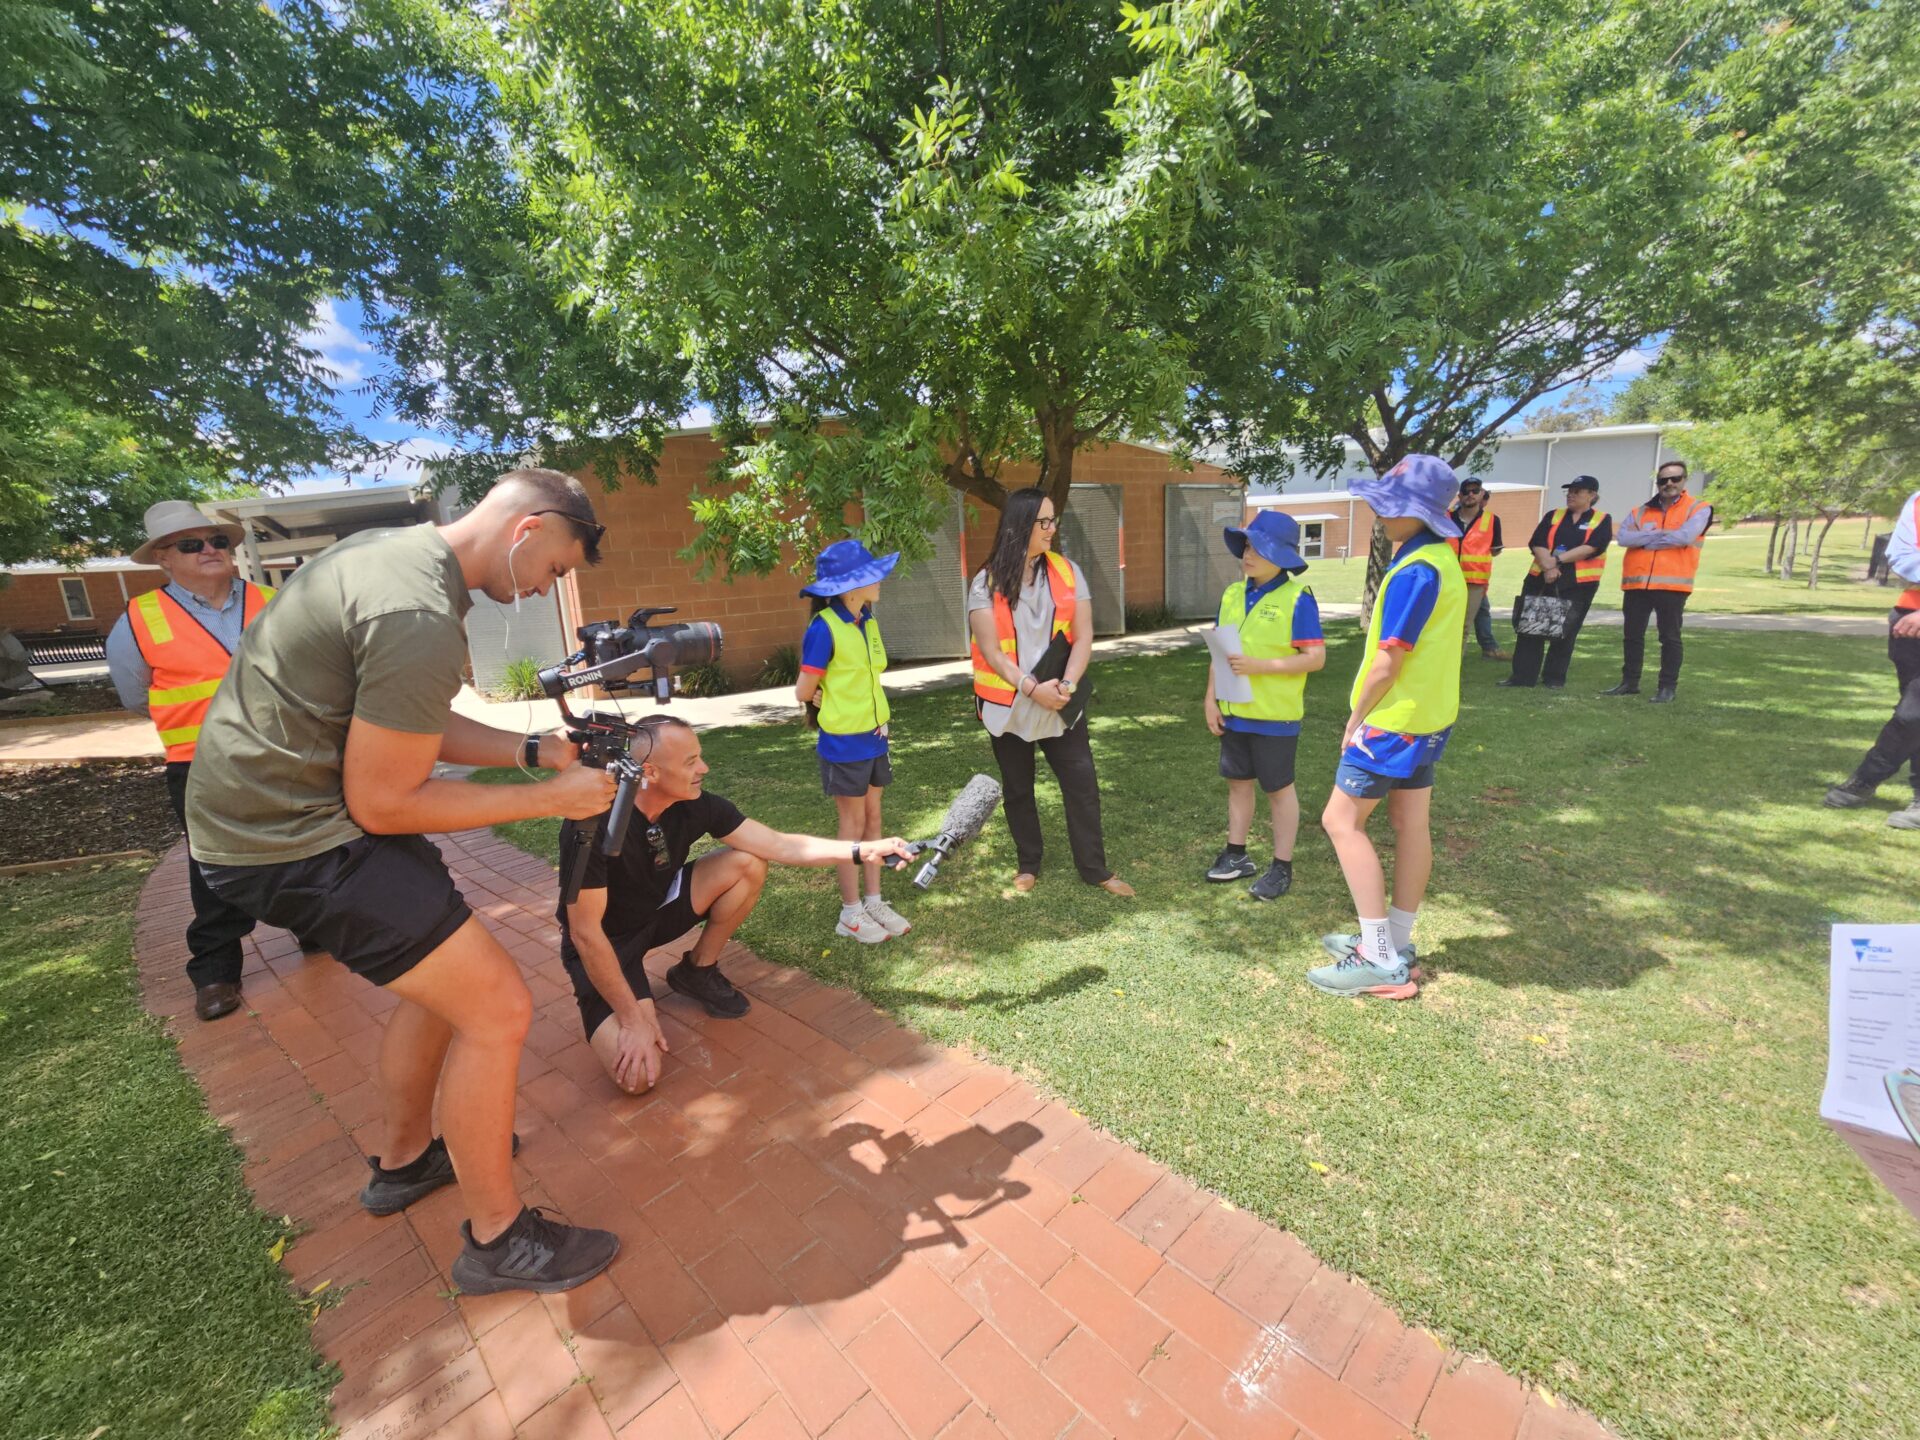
[795,539,911,944]
[1309,455,1467,999]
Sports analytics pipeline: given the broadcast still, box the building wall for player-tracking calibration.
[0,571,164,635]
[568,434,1235,679]
[1251,487,1543,563]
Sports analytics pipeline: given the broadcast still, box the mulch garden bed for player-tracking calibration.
[0,760,180,867]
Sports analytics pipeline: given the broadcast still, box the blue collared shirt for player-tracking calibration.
[104,579,248,716]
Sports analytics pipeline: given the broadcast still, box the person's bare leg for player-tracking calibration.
[832,794,864,905]
[686,848,768,966]
[1386,786,1434,912]
[383,917,533,1244]
[1321,789,1386,917]
[1269,783,1300,863]
[1226,777,1255,846]
[861,786,884,896]
[375,998,452,1169]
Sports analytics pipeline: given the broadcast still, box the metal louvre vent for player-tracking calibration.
[876,491,969,661]
[1165,484,1245,618]
[1056,483,1125,635]
[466,590,572,695]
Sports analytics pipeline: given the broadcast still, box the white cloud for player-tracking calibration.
[298,298,377,389]
[1599,341,1662,383]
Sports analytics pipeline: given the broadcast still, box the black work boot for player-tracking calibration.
[1651,686,1677,704]
[1600,681,1640,696]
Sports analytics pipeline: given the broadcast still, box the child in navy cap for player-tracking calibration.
[1309,455,1467,998]
[1203,510,1325,899]
[795,539,911,944]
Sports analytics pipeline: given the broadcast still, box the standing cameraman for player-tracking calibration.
[187,469,622,1297]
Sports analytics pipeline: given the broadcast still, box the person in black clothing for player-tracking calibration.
[1499,477,1612,690]
[559,715,915,1094]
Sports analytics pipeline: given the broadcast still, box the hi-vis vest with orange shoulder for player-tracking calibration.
[1898,493,1920,612]
[1447,509,1497,585]
[1620,492,1706,593]
[1529,507,1610,586]
[127,583,274,761]
[971,552,1076,704]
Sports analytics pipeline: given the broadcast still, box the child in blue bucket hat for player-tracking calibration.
[795,539,912,944]
[1203,509,1326,900]
[1309,454,1467,1000]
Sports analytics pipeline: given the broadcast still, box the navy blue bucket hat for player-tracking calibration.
[800,538,901,597]
[1223,510,1307,571]
[1350,454,1463,540]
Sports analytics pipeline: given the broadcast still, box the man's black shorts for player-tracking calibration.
[1218,730,1298,793]
[199,833,471,987]
[560,861,709,1039]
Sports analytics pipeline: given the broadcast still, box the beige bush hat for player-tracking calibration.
[131,501,246,565]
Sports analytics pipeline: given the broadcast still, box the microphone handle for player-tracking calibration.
[603,762,641,857]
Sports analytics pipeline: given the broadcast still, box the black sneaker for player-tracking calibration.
[1495,677,1532,688]
[450,1206,620,1295]
[665,954,750,1018]
[1599,682,1640,696]
[360,1133,521,1216]
[1205,848,1257,883]
[1248,859,1293,901]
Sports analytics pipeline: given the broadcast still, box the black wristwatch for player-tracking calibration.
[523,734,542,771]
[852,843,864,866]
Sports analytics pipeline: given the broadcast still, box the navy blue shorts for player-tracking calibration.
[1333,759,1437,801]
[820,751,893,797]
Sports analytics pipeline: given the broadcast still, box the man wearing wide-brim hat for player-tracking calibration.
[106,501,274,1021]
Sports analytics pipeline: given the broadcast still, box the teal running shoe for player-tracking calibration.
[1306,950,1419,1000]
[1318,932,1424,982]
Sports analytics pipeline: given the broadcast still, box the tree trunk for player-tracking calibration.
[1780,518,1799,579]
[1865,513,1875,548]
[1035,408,1078,523]
[1808,511,1841,589]
[1765,515,1782,572]
[1358,446,1408,626]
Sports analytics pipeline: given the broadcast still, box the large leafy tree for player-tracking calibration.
[472,0,1265,571]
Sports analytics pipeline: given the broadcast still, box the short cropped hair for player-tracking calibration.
[492,467,604,565]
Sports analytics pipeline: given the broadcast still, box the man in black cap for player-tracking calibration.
[1499,476,1611,690]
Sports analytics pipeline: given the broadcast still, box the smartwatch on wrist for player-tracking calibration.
[522,734,542,770]
[852,843,864,865]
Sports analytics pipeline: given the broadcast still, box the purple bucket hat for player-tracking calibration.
[1350,454,1463,540]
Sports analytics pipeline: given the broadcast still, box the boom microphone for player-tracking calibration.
[911,773,1003,890]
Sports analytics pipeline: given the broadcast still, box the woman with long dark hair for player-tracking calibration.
[967,487,1133,896]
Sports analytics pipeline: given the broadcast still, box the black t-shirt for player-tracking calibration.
[1527,507,1612,557]
[556,790,745,943]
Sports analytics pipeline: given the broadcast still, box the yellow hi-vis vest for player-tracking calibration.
[127,583,274,761]
[1351,542,1466,734]
[1216,577,1312,724]
[971,552,1076,704]
[816,605,889,736]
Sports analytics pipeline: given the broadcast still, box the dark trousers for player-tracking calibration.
[1471,592,1499,653]
[988,720,1112,884]
[1508,580,1598,686]
[165,761,255,988]
[1852,611,1920,795]
[1621,588,1690,689]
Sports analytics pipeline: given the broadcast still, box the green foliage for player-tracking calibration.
[494,656,546,702]
[1123,602,1177,631]
[756,645,804,691]
[674,659,734,699]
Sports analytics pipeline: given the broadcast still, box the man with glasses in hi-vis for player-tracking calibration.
[1602,459,1713,704]
[107,501,278,1022]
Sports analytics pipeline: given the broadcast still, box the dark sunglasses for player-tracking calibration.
[1458,487,1484,497]
[167,535,233,553]
[1656,474,1687,485]
[530,508,608,548]
[644,823,672,871]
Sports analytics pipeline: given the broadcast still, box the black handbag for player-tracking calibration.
[1028,631,1090,726]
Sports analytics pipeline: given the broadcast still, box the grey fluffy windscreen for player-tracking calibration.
[939,773,1002,844]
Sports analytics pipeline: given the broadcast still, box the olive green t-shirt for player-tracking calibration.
[185,525,473,866]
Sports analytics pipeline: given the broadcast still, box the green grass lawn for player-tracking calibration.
[488,627,1920,1440]
[1301,520,1903,617]
[0,861,334,1439]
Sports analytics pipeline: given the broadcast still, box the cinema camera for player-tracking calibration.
[537,607,723,903]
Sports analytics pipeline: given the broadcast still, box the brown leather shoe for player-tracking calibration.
[1099,876,1136,898]
[194,982,242,1021]
[1013,873,1037,893]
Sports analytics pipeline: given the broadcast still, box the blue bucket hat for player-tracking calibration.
[1350,454,1463,540]
[1223,510,1306,571]
[800,538,900,597]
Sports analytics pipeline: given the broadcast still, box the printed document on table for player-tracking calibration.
[1820,924,1920,1140]
[1204,625,1254,704]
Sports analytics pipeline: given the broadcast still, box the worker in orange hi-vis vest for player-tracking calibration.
[1601,459,1714,704]
[1446,477,1509,660]
[105,502,275,1022]
[1825,488,1920,830]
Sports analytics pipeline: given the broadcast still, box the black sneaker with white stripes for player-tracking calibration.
[1204,847,1257,883]
[450,1206,620,1295]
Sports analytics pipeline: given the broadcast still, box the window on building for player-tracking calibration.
[1300,523,1325,558]
[59,577,93,621]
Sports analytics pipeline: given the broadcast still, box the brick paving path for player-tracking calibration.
[136,832,1615,1440]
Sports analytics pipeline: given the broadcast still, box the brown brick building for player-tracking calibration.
[0,560,165,640]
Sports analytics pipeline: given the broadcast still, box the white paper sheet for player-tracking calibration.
[1821,924,1920,1140]
[1203,625,1255,704]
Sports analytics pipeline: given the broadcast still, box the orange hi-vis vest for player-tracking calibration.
[1447,508,1497,585]
[127,583,274,761]
[1620,492,1706,593]
[972,552,1076,704]
[1529,507,1610,585]
[1899,493,1920,612]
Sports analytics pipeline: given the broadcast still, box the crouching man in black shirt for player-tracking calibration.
[560,715,917,1093]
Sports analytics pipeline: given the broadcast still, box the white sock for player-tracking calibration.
[1359,917,1392,966]
[1389,906,1418,954]
[840,902,865,919]
[864,891,883,903]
